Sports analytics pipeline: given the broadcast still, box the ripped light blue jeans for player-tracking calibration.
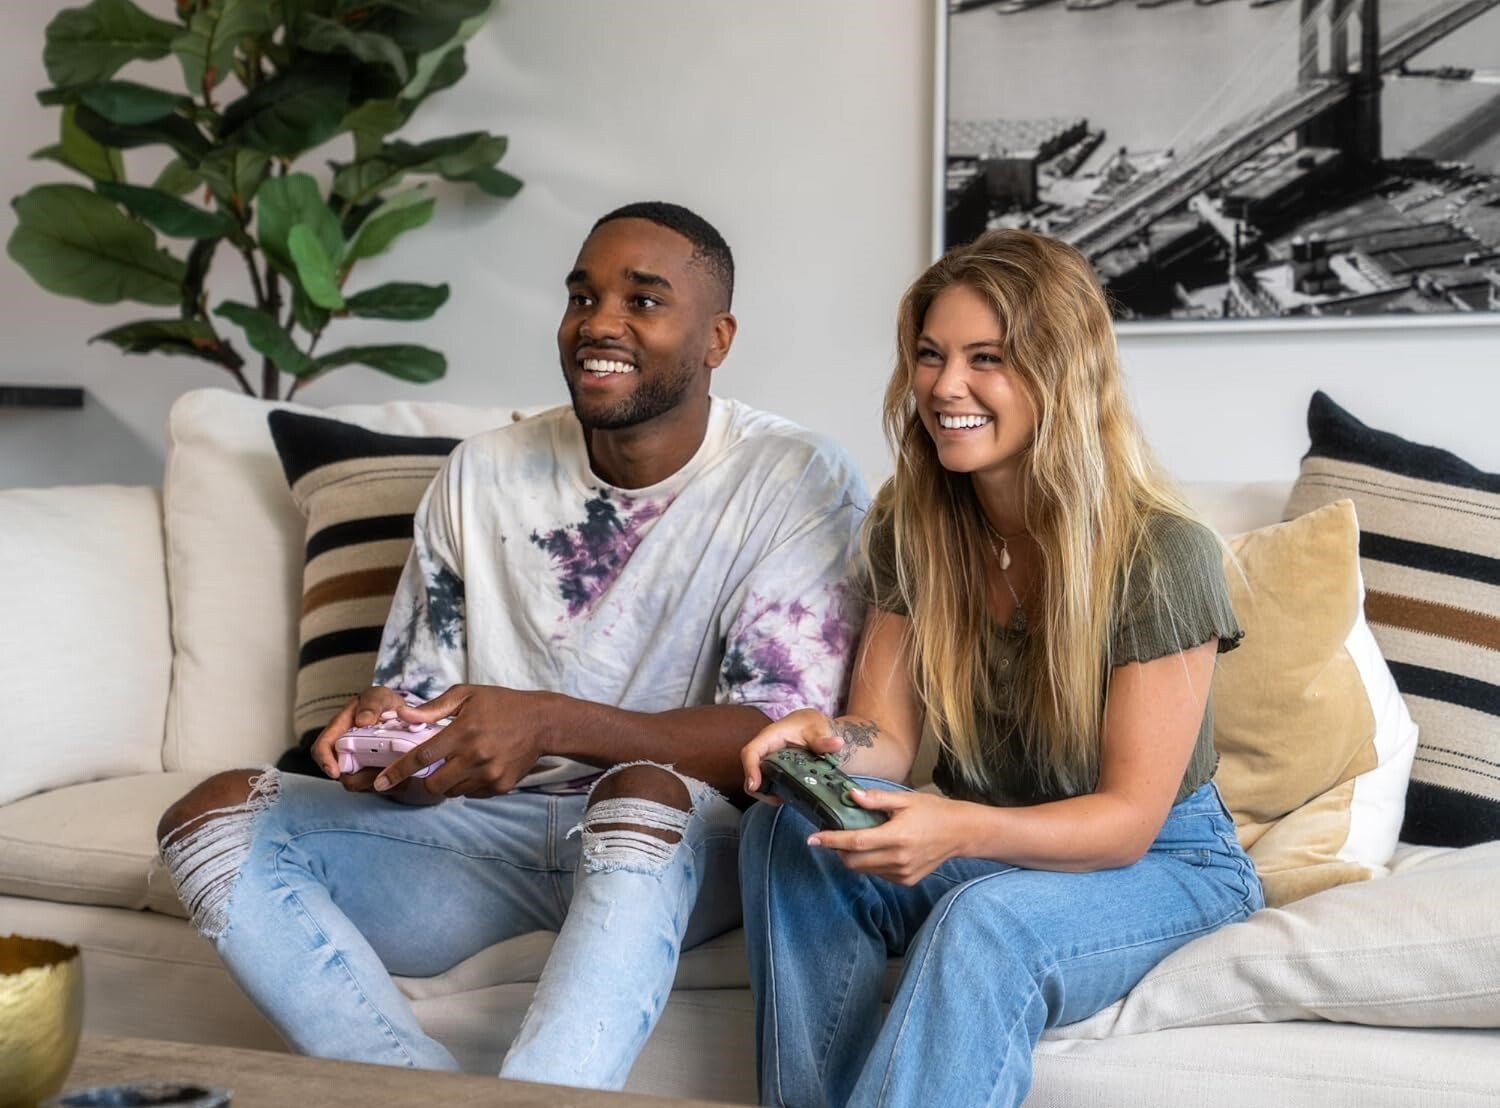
[740,779,1264,1108]
[163,764,741,1090]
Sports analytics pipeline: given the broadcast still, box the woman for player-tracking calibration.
[738,230,1263,1108]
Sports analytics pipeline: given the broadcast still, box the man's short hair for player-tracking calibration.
[593,201,734,310]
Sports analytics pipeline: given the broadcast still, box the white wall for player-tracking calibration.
[2,0,1497,491]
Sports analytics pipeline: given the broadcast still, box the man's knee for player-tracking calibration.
[580,763,695,870]
[157,769,262,847]
[157,767,281,940]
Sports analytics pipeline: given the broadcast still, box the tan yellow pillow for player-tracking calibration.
[1212,499,1419,907]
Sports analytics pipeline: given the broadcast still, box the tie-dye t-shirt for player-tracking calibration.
[373,397,869,790]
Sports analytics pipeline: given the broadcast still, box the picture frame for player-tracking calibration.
[931,0,1500,332]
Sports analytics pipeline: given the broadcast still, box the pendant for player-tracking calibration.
[998,540,1011,571]
[1011,603,1027,633]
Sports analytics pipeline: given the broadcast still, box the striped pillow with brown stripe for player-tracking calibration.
[268,410,461,775]
[1285,391,1499,847]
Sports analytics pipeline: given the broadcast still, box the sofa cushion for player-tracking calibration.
[1284,391,1500,848]
[267,410,466,768]
[0,486,172,805]
[1055,840,1500,1036]
[0,774,201,915]
[161,389,522,772]
[1212,499,1419,906]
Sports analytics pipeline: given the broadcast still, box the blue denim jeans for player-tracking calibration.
[182,766,741,1090]
[739,780,1263,1108]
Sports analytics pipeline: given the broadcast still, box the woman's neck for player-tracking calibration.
[971,469,1027,537]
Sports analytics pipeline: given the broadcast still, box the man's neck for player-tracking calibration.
[585,393,713,490]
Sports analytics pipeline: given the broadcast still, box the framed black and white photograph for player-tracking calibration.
[933,0,1500,329]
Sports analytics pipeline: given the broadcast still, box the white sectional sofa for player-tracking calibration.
[2,389,1497,1105]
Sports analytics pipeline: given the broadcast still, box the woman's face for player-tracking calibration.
[912,283,1037,483]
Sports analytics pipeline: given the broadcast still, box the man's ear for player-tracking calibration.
[704,312,737,369]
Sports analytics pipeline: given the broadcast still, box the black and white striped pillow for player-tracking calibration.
[268,410,461,776]
[1285,392,1499,847]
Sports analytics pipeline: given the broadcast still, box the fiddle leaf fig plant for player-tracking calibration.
[9,0,519,399]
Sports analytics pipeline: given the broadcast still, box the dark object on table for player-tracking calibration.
[44,1082,231,1107]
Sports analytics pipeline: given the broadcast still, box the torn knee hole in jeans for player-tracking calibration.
[572,797,693,874]
[159,768,280,941]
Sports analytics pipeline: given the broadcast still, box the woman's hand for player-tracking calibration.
[741,708,846,798]
[811,789,979,886]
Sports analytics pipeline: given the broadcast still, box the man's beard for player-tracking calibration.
[565,359,699,431]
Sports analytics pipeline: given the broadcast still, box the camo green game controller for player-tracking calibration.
[759,747,888,832]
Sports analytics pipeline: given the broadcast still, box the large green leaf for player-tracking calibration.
[344,186,433,263]
[288,223,345,309]
[344,281,448,320]
[96,181,235,239]
[332,131,506,204]
[39,81,189,125]
[31,106,126,183]
[43,0,180,86]
[297,14,408,82]
[216,300,315,374]
[340,100,408,160]
[451,165,522,198]
[220,60,352,156]
[90,318,239,367]
[354,10,464,55]
[311,343,446,382]
[73,103,210,163]
[8,184,185,306]
[365,0,492,21]
[291,285,331,334]
[405,44,467,105]
[256,173,343,277]
[173,0,277,93]
[196,146,269,212]
[153,157,201,196]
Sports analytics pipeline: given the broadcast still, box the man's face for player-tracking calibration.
[557,218,725,431]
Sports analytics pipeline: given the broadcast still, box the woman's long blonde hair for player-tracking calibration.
[877,229,1196,797]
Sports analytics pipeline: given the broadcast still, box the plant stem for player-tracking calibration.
[241,247,268,309]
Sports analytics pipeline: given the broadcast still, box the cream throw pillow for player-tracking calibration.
[1212,499,1418,907]
[162,389,524,772]
[1053,841,1500,1037]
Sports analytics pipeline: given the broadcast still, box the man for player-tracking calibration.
[156,202,867,1090]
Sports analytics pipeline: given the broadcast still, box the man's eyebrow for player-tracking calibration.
[565,268,587,285]
[625,268,672,290]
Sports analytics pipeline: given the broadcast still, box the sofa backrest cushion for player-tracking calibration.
[161,389,521,772]
[1285,390,1500,848]
[0,486,171,804]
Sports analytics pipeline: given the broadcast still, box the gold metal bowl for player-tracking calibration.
[0,936,82,1108]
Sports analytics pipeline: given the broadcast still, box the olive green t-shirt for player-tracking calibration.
[862,510,1243,806]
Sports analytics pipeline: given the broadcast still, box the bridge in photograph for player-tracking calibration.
[1063,0,1500,259]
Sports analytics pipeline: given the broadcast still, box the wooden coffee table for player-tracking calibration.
[62,1036,730,1106]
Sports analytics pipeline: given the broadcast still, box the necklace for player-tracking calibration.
[982,524,1029,633]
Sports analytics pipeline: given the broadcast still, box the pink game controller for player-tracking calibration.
[333,690,454,779]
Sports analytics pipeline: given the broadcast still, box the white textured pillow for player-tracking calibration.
[162,389,528,771]
[1052,841,1500,1036]
[0,486,171,803]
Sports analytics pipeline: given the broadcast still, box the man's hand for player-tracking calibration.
[373,683,556,798]
[311,685,410,789]
[740,708,845,799]
[809,790,978,886]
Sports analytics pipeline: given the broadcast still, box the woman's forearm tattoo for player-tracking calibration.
[831,717,880,765]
